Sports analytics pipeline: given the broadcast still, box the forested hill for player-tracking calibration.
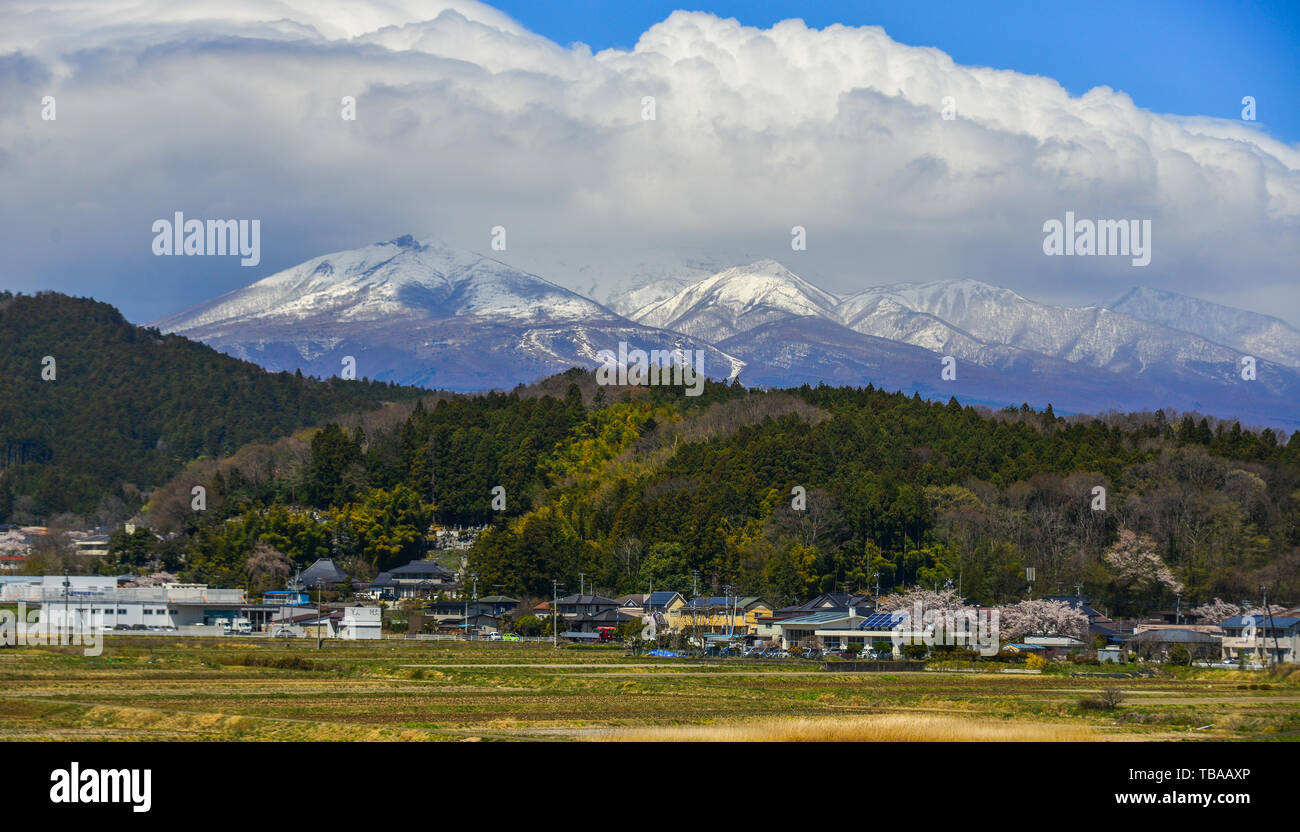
[147,367,1300,613]
[0,291,423,521]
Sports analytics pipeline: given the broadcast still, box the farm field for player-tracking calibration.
[1,638,1298,741]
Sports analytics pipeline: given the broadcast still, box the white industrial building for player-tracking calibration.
[2,575,250,630]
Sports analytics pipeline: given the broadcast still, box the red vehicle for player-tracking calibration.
[597,626,617,642]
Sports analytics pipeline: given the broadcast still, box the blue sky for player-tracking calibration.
[495,0,1300,142]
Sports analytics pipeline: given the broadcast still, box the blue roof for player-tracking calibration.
[1222,615,1300,628]
[647,591,679,605]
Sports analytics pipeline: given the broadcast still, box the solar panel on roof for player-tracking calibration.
[860,612,907,629]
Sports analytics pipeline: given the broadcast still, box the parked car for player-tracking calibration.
[502,633,520,642]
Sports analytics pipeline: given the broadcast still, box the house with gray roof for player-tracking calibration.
[298,558,349,588]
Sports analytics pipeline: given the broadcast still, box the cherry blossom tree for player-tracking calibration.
[876,586,967,613]
[998,599,1089,641]
[1191,598,1239,623]
[1103,528,1183,595]
[1190,599,1285,623]
[0,529,29,558]
[244,542,291,592]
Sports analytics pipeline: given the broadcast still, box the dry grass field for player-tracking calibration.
[1,637,1297,741]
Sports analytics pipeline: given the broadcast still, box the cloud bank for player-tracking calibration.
[2,1,1297,322]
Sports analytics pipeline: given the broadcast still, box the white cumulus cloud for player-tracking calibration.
[1,1,1297,323]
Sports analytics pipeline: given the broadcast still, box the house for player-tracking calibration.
[423,595,520,632]
[70,534,111,558]
[548,594,631,635]
[773,592,874,617]
[1044,595,1125,642]
[555,593,620,618]
[369,559,459,599]
[1126,627,1221,662]
[1220,615,1300,665]
[435,612,507,634]
[618,591,685,618]
[669,596,773,637]
[299,558,350,589]
[476,595,521,616]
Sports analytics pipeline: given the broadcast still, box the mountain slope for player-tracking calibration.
[1108,286,1300,367]
[631,259,841,341]
[718,314,1201,417]
[154,236,744,390]
[0,291,422,521]
[835,279,1300,397]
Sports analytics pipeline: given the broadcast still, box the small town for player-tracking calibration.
[3,523,1294,668]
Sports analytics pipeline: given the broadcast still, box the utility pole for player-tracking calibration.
[690,570,700,650]
[1241,599,1253,664]
[464,573,478,641]
[62,575,70,644]
[1262,585,1281,666]
[315,579,323,650]
[552,580,564,648]
[723,584,732,640]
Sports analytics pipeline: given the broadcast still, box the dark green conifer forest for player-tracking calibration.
[5,292,1298,612]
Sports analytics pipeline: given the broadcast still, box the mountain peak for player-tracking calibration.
[1108,284,1300,366]
[384,233,422,249]
[629,259,840,341]
[151,236,611,335]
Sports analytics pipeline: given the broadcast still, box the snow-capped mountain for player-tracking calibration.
[839,280,1238,377]
[631,259,841,341]
[608,274,698,318]
[830,278,1300,408]
[153,241,1300,428]
[1108,286,1300,368]
[152,236,742,390]
[717,315,1149,415]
